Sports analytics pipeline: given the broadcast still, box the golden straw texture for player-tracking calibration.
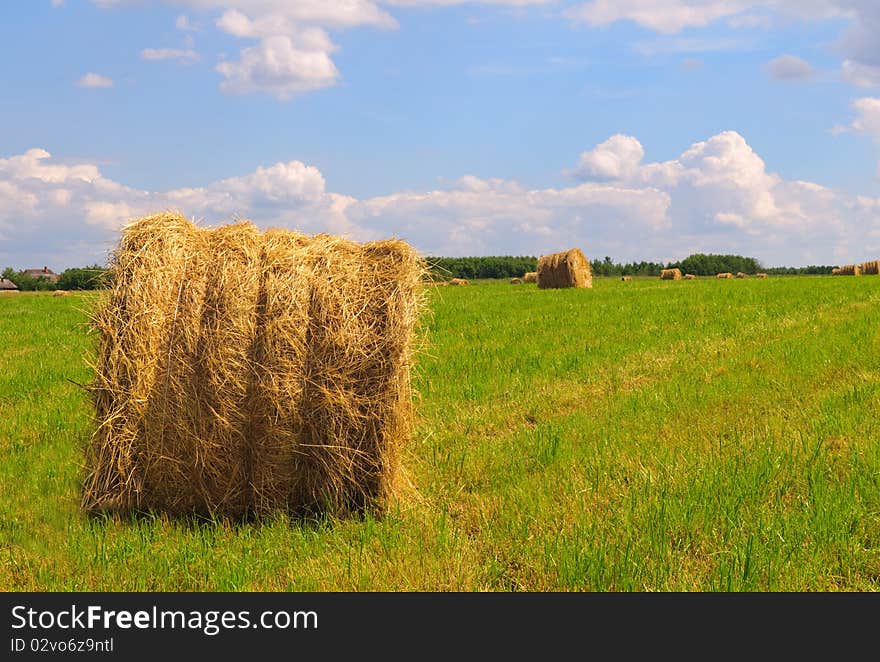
[83,213,425,519]
[861,260,879,275]
[537,249,592,289]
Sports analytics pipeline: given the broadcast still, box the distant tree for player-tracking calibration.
[764,265,835,275]
[424,255,837,280]
[427,256,538,280]
[668,253,762,276]
[57,265,110,290]
[3,269,54,291]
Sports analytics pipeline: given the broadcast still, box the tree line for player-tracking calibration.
[2,254,839,289]
[427,253,838,279]
[2,266,109,291]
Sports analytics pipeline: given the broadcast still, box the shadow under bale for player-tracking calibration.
[83,213,425,520]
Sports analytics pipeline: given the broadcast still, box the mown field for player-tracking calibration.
[1,276,879,591]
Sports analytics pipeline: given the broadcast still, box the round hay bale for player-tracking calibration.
[83,213,426,519]
[621,275,633,282]
[523,271,538,283]
[756,273,768,279]
[861,260,880,275]
[716,272,734,279]
[684,274,696,280]
[735,272,748,279]
[53,290,71,297]
[660,268,682,280]
[510,277,522,284]
[839,264,861,276]
[449,278,469,286]
[831,268,841,275]
[537,249,592,289]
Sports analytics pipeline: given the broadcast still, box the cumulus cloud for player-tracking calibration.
[3,132,880,269]
[215,33,340,99]
[764,54,815,81]
[77,72,113,88]
[570,135,645,181]
[210,6,395,100]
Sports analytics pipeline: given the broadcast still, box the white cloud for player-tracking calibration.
[216,33,340,99]
[3,133,880,269]
[141,47,200,62]
[77,72,114,88]
[570,135,645,181]
[51,0,65,7]
[565,0,755,34]
[764,54,815,81]
[564,0,848,34]
[840,97,880,137]
[842,59,880,88]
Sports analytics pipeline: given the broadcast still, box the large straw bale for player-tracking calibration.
[839,264,861,276]
[735,272,748,279]
[716,272,733,279]
[449,278,469,286]
[523,272,538,283]
[684,274,696,280]
[621,275,633,282]
[861,260,880,275]
[83,213,424,519]
[537,249,592,289]
[756,273,768,279]
[660,268,682,281]
[510,277,522,284]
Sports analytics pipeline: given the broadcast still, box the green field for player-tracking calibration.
[2,276,879,591]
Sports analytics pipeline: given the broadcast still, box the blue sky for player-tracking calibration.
[2,0,880,269]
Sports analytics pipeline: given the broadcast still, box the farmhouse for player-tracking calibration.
[0,278,19,292]
[23,267,60,283]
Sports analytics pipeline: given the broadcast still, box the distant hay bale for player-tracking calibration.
[861,260,880,275]
[716,272,733,279]
[839,264,861,276]
[510,277,522,284]
[621,275,633,282]
[735,272,748,279]
[756,273,768,279]
[684,274,696,280]
[537,249,592,289]
[82,213,425,519]
[831,268,841,276]
[523,272,538,283]
[449,278,469,286]
[660,268,682,281]
[53,290,71,297]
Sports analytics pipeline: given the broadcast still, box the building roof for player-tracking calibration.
[0,278,19,290]
[23,267,60,283]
